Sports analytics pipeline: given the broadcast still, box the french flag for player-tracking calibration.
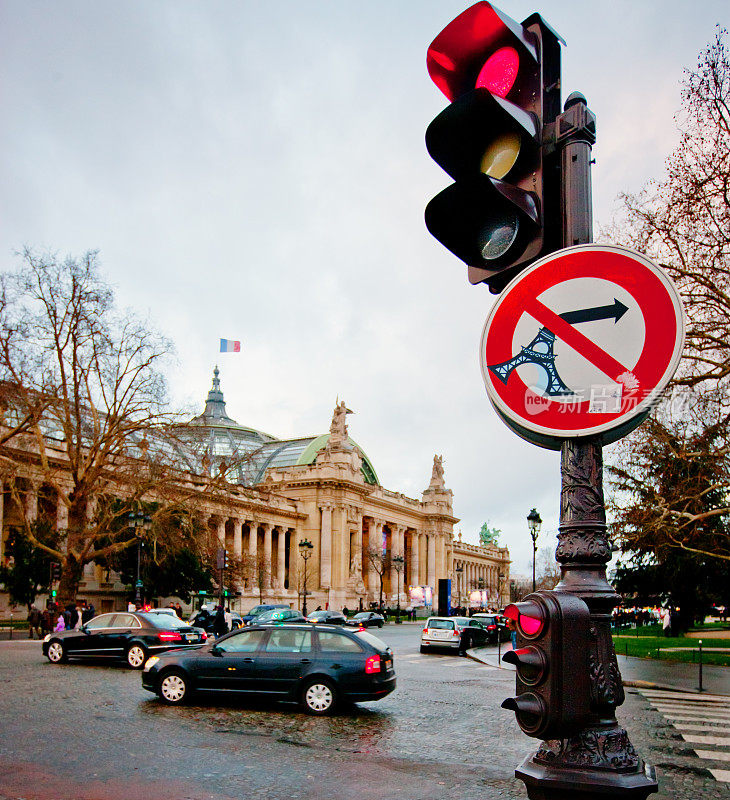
[219,338,241,353]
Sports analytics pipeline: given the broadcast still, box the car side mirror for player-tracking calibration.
[211,645,223,657]
[81,625,89,634]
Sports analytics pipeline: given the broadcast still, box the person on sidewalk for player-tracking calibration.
[507,615,517,650]
[662,607,671,637]
[27,606,42,639]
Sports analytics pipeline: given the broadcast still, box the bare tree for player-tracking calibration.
[0,249,206,604]
[535,546,561,590]
[615,27,730,390]
[365,545,389,611]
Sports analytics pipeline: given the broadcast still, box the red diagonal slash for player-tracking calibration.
[524,296,632,384]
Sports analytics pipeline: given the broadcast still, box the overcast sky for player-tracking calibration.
[1,1,727,577]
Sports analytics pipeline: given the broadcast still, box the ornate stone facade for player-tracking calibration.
[0,372,511,614]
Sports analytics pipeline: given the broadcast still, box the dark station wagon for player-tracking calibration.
[141,623,396,714]
[42,611,207,669]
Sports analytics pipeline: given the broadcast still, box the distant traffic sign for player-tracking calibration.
[480,244,685,448]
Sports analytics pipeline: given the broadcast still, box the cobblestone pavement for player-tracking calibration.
[0,629,726,799]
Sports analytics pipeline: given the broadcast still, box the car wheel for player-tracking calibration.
[419,644,429,653]
[47,640,66,664]
[159,670,189,705]
[301,678,337,716]
[377,621,383,628]
[126,643,147,669]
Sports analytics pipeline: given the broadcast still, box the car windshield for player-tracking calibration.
[475,616,497,624]
[139,613,189,630]
[427,619,454,629]
[353,613,369,619]
[353,630,388,651]
[308,612,327,619]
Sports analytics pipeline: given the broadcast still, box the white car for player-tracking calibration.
[420,616,487,653]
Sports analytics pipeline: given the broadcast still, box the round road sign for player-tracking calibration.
[480,244,685,449]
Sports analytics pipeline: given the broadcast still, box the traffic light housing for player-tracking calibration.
[501,590,591,740]
[425,2,562,292]
[50,562,61,582]
[224,549,229,570]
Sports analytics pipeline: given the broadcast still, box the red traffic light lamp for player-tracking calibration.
[425,2,562,293]
[502,590,591,740]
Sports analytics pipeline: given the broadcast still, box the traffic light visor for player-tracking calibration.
[427,1,538,101]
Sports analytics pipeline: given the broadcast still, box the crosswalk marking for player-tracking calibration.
[637,688,730,784]
[695,750,730,762]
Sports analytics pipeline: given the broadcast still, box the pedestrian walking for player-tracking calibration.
[662,608,671,638]
[213,605,227,638]
[508,615,517,650]
[27,605,42,639]
[41,607,51,636]
[54,614,65,632]
[174,602,183,619]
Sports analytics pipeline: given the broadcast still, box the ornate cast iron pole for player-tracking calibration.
[515,92,658,799]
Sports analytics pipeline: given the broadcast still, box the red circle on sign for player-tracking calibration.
[480,245,685,449]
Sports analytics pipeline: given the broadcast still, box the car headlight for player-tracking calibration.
[43,634,51,643]
[143,656,160,672]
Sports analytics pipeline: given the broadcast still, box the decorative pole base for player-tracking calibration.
[517,750,657,800]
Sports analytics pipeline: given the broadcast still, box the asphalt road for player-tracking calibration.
[0,625,724,799]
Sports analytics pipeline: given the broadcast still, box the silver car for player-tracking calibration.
[420,616,487,653]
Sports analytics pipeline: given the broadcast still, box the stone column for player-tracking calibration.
[25,484,38,523]
[410,530,419,587]
[427,533,436,589]
[0,485,4,562]
[247,521,258,591]
[217,517,226,546]
[262,523,272,589]
[320,504,333,588]
[277,526,286,590]
[233,519,243,560]
[366,518,377,593]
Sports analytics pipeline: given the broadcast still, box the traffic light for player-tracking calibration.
[425,2,562,292]
[501,590,591,740]
[224,549,229,570]
[50,562,61,582]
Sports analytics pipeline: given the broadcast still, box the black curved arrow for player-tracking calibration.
[559,298,629,325]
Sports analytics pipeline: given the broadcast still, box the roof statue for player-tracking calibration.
[329,400,353,443]
[429,454,446,491]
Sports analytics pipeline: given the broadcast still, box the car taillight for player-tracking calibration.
[452,630,460,636]
[201,632,207,640]
[158,631,182,642]
[423,628,429,635]
[357,627,366,632]
[365,655,381,674]
[487,624,496,631]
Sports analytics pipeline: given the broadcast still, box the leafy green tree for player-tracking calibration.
[0,521,55,608]
[479,521,501,547]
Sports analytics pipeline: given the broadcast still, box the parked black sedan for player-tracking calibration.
[142,623,396,714]
[345,611,385,629]
[42,611,207,669]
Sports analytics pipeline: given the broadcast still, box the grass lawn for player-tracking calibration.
[612,624,730,666]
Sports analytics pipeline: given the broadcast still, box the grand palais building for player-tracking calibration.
[0,368,511,615]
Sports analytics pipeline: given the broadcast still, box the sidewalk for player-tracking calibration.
[468,644,730,696]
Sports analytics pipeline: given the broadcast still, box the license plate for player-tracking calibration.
[185,633,197,641]
[431,630,451,639]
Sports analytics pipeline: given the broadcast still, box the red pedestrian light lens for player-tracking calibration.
[519,614,543,636]
[475,46,519,98]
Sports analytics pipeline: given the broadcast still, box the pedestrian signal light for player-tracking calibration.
[425,2,562,292]
[51,589,57,598]
[501,590,591,740]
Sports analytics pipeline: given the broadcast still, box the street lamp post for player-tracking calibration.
[455,564,463,611]
[392,554,404,622]
[527,508,542,593]
[298,538,314,617]
[128,511,152,609]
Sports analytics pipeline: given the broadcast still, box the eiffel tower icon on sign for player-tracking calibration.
[489,327,572,396]
[488,298,629,397]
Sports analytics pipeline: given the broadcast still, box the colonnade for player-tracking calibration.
[453,558,506,605]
